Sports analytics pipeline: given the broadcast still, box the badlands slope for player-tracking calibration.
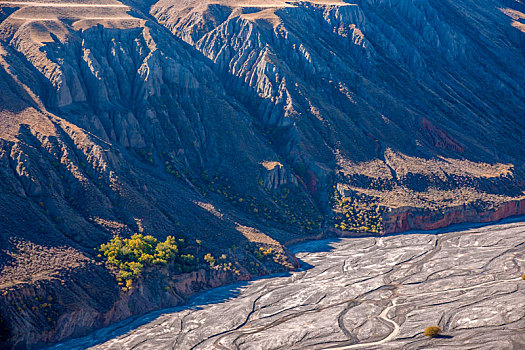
[0,0,525,347]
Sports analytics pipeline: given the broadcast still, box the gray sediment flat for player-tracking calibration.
[51,220,525,349]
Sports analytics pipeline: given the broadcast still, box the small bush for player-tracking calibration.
[424,326,442,338]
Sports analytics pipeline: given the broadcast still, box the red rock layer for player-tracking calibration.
[383,199,525,233]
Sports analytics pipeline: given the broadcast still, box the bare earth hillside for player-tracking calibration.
[0,0,524,348]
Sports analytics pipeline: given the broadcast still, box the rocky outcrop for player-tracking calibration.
[383,199,525,233]
[0,266,240,348]
[260,161,298,190]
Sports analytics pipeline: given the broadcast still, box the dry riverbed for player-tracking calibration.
[50,220,525,349]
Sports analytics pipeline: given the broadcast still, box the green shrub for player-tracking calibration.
[424,326,442,338]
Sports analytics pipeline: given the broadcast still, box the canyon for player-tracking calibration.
[51,219,525,350]
[0,0,525,348]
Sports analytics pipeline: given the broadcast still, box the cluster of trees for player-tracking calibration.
[168,169,323,233]
[98,234,198,289]
[98,232,288,291]
[12,295,57,326]
[163,153,189,179]
[136,148,154,164]
[269,184,323,233]
[203,253,240,275]
[198,174,323,233]
[161,150,325,234]
[332,188,383,234]
[253,246,273,261]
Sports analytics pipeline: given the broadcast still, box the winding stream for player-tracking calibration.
[51,219,525,350]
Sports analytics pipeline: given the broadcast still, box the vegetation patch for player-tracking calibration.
[98,234,198,290]
[136,148,155,164]
[163,154,187,179]
[424,325,442,338]
[203,253,240,275]
[332,187,383,234]
[98,234,286,290]
[267,183,323,233]
[197,173,320,232]
[163,164,323,233]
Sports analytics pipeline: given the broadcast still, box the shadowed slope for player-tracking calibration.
[0,0,525,348]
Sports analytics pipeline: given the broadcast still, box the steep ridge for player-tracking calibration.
[0,2,302,348]
[0,0,524,348]
[153,0,525,230]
